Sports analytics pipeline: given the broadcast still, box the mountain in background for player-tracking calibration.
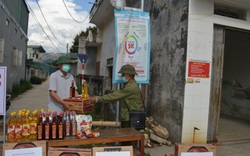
[38,53,67,64]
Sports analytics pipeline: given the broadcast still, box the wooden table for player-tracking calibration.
[47,128,145,156]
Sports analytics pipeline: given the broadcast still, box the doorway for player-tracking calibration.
[219,28,250,142]
[208,25,250,143]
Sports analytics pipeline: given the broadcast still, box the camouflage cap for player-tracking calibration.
[118,64,138,75]
[55,56,72,65]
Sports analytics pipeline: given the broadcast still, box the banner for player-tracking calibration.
[0,66,7,115]
[113,9,150,84]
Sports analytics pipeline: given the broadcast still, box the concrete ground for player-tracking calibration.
[1,79,250,156]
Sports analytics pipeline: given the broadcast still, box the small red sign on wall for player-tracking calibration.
[188,61,210,78]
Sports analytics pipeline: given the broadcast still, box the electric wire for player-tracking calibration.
[35,0,65,46]
[26,1,62,53]
[62,0,89,23]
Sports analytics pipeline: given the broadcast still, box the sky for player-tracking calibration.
[26,0,95,53]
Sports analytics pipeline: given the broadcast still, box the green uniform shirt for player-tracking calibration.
[97,79,143,121]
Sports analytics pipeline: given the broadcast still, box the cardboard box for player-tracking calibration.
[48,147,91,156]
[2,140,47,156]
[63,98,94,114]
[175,143,216,156]
[92,146,133,156]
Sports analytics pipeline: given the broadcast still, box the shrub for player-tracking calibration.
[30,76,42,84]
[11,79,32,98]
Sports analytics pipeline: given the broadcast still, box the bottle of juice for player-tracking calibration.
[22,112,30,141]
[7,112,16,142]
[22,109,26,113]
[33,109,39,122]
[51,112,57,140]
[70,80,75,98]
[82,79,88,100]
[29,111,38,140]
[57,111,64,139]
[37,113,44,140]
[44,112,51,140]
[71,111,77,136]
[26,110,30,119]
[47,109,52,122]
[15,112,23,142]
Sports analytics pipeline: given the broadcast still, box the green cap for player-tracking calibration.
[56,56,72,65]
[118,64,138,75]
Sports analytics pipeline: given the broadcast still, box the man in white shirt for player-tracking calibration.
[48,56,78,113]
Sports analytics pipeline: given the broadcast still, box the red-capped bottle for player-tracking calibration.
[37,113,44,140]
[44,112,51,140]
[51,112,57,140]
[71,111,77,136]
[70,80,75,98]
[58,111,64,139]
[65,111,70,137]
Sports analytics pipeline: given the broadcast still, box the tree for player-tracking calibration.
[70,26,97,53]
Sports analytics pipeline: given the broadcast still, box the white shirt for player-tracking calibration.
[48,70,77,113]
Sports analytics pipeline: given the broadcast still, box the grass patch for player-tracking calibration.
[10,79,33,99]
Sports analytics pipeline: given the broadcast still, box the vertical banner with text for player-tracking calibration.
[0,66,7,115]
[113,9,150,84]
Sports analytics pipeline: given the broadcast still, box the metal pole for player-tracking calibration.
[141,0,144,11]
[3,115,6,142]
[115,84,121,122]
[66,43,68,55]
[82,55,85,86]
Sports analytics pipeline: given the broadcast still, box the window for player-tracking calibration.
[18,51,22,66]
[0,39,4,63]
[13,48,18,66]
[96,61,100,76]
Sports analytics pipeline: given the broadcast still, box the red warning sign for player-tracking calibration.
[188,61,210,78]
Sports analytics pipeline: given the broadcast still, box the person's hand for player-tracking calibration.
[88,96,97,104]
[83,99,91,105]
[63,101,73,110]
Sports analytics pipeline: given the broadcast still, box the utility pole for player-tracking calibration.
[66,43,69,55]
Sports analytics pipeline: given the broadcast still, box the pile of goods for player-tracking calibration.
[6,109,98,142]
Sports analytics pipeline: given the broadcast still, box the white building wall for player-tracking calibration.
[98,18,115,77]
[183,0,250,143]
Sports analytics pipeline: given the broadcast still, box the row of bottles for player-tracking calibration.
[38,110,77,140]
[7,109,38,142]
[7,109,77,142]
[69,79,88,99]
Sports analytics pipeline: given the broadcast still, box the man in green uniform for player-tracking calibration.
[89,64,143,127]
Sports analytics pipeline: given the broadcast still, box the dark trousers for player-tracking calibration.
[120,121,135,146]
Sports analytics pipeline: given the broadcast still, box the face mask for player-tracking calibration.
[121,76,128,83]
[62,64,71,72]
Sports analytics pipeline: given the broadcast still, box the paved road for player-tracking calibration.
[6,79,49,117]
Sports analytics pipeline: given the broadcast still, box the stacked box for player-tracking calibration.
[175,143,216,156]
[48,147,91,156]
[92,146,133,156]
[2,141,47,156]
[63,98,94,114]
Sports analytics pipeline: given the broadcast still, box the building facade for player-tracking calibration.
[89,0,250,143]
[0,0,29,91]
